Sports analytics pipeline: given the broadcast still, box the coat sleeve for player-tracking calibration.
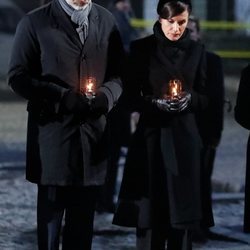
[99,25,125,112]
[235,64,250,130]
[8,15,67,102]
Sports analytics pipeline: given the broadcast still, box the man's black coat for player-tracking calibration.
[8,0,124,186]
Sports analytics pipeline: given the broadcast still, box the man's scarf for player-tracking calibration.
[58,0,92,44]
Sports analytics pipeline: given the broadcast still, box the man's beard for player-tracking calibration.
[66,0,90,10]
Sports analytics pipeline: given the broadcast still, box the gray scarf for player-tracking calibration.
[58,0,92,44]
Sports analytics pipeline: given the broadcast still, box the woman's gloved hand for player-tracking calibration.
[152,92,191,113]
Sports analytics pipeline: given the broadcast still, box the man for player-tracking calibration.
[187,16,225,240]
[8,0,124,249]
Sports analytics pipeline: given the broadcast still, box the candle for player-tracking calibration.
[167,79,182,98]
[80,76,96,102]
[85,77,96,95]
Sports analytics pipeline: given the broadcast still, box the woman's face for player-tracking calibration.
[159,10,189,41]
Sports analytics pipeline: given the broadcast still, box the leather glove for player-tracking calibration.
[60,90,90,115]
[90,92,109,117]
[152,92,191,113]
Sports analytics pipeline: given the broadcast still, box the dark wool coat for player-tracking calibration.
[196,51,224,146]
[113,25,208,230]
[195,51,224,228]
[235,64,250,232]
[8,0,124,186]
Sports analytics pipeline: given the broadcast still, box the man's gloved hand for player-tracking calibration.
[90,92,109,117]
[152,92,191,113]
[60,90,90,115]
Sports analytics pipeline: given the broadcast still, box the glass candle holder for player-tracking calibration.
[81,77,96,102]
[167,79,182,99]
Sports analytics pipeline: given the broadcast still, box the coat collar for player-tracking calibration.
[148,36,204,96]
[50,0,99,50]
[83,5,99,54]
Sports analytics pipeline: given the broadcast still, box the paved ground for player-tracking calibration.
[0,162,250,250]
[1,76,250,249]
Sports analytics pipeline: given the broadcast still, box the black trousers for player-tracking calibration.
[136,227,192,250]
[37,185,99,250]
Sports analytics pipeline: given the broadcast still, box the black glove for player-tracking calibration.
[60,90,90,115]
[90,92,109,117]
[152,92,191,113]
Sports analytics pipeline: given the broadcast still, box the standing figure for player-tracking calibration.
[113,0,209,249]
[96,0,139,213]
[187,16,225,239]
[108,0,138,52]
[235,64,250,233]
[8,0,124,249]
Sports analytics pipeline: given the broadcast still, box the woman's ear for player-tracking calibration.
[159,17,162,24]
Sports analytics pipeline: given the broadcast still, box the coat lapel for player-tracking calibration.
[82,5,99,55]
[51,1,99,53]
[51,0,82,49]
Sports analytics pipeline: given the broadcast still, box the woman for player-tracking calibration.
[113,0,209,249]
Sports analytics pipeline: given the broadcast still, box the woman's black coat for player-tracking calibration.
[235,64,250,232]
[113,27,208,229]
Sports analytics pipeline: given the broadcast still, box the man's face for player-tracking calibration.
[70,0,89,7]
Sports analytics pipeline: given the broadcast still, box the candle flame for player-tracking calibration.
[168,79,182,98]
[85,77,96,94]
[172,83,178,96]
[86,82,94,93]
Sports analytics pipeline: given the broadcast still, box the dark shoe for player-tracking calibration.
[192,228,208,243]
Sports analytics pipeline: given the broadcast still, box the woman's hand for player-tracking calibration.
[152,92,191,113]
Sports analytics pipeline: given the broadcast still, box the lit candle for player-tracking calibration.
[167,79,182,99]
[85,77,96,95]
[81,77,96,102]
[80,76,96,102]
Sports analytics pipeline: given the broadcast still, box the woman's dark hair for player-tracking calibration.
[157,0,192,19]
